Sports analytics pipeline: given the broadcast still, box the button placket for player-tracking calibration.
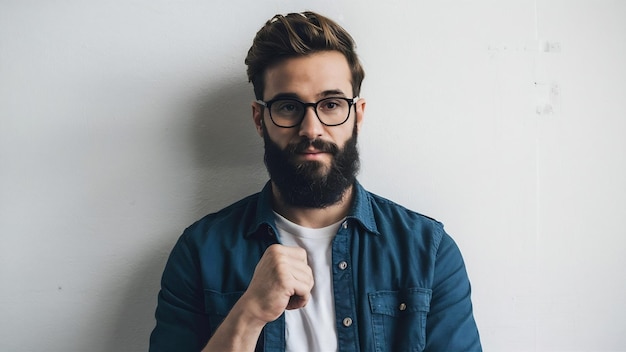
[332,221,358,348]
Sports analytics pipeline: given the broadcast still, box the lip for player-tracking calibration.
[300,147,326,154]
[297,149,329,160]
[302,149,323,154]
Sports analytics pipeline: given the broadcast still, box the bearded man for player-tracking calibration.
[150,11,481,352]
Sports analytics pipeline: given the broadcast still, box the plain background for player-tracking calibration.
[1,1,625,351]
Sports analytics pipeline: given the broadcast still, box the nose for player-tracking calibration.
[298,106,324,139]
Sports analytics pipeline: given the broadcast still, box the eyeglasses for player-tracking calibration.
[257,96,359,128]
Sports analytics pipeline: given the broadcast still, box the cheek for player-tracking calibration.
[266,128,298,148]
[332,127,356,148]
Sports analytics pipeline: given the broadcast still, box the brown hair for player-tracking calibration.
[245,11,365,100]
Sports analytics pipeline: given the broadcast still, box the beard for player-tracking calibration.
[263,124,360,209]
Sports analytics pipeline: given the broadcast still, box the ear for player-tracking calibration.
[354,98,366,133]
[252,101,264,137]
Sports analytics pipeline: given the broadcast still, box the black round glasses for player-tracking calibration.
[256,96,359,128]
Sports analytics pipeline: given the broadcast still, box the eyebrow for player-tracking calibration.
[268,89,347,101]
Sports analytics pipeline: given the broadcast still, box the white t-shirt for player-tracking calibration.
[274,212,342,352]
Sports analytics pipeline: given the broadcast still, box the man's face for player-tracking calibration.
[252,50,366,208]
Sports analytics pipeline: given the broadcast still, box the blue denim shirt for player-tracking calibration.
[150,181,481,351]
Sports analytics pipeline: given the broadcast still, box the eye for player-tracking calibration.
[320,98,345,111]
[274,100,302,114]
[279,103,296,111]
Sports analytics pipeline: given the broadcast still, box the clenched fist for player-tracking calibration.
[241,244,315,323]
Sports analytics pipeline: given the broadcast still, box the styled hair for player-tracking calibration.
[245,11,365,100]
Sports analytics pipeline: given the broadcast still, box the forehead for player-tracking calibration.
[263,51,352,100]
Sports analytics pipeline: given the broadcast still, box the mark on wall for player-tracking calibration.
[535,82,561,115]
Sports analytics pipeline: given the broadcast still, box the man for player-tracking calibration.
[150,11,481,352]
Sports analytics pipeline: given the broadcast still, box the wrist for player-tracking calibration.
[230,294,269,330]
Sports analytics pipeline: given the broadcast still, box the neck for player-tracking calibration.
[271,182,354,229]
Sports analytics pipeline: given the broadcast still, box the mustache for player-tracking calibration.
[286,138,339,155]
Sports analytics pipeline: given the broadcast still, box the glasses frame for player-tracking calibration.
[256,96,359,128]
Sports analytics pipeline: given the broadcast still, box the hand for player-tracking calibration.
[240,244,314,324]
[202,244,314,351]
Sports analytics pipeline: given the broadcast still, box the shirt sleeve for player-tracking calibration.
[149,232,211,352]
[425,231,482,351]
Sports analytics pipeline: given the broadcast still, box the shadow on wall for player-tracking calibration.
[188,78,268,216]
[104,79,268,352]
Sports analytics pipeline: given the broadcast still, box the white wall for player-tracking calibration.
[1,1,624,351]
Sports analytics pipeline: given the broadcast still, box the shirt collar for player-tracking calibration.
[246,180,381,238]
[246,181,277,239]
[347,181,381,236]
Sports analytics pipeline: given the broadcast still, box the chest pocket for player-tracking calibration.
[204,290,244,334]
[368,288,432,352]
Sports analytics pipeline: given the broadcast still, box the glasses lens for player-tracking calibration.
[316,98,350,125]
[268,97,352,127]
[270,99,304,127]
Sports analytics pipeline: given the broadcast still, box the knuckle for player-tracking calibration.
[266,244,281,254]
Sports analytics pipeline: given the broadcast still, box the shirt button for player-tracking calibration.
[399,303,407,311]
[342,221,348,229]
[342,317,353,327]
[338,261,348,270]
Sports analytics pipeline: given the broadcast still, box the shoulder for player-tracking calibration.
[368,191,440,223]
[367,190,443,228]
[361,188,448,251]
